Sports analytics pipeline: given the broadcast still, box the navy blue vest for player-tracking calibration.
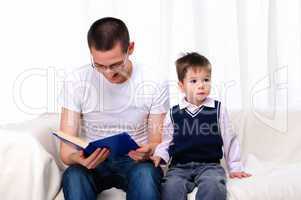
[168,100,223,165]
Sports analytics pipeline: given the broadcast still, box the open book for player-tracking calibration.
[52,131,139,157]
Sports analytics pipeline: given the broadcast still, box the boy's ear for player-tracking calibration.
[128,42,135,55]
[178,81,185,93]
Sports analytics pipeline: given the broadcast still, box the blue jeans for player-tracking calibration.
[62,155,162,200]
[162,162,227,200]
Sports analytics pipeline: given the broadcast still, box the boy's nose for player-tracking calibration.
[198,82,205,89]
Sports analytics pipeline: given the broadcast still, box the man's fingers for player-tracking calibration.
[84,148,101,167]
[87,149,105,168]
[129,151,145,160]
[129,151,144,161]
[97,148,109,158]
[71,150,86,166]
[87,149,110,169]
[128,153,138,161]
[97,149,110,164]
[131,150,145,157]
[88,148,109,169]
[136,147,149,153]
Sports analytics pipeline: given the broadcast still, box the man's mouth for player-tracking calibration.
[112,73,119,79]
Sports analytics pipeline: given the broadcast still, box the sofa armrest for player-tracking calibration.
[0,113,66,170]
[0,129,62,200]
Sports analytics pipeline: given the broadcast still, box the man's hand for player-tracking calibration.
[229,171,252,179]
[128,144,153,162]
[70,148,110,169]
[150,156,161,167]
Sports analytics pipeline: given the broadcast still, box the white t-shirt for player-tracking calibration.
[58,61,169,145]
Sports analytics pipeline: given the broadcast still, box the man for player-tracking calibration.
[58,17,169,200]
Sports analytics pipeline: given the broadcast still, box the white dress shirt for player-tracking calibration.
[154,97,244,173]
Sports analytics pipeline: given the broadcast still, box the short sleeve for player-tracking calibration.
[149,80,170,114]
[57,73,83,113]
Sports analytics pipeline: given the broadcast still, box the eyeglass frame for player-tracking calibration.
[90,49,129,72]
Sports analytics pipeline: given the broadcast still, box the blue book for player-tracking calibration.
[52,131,139,157]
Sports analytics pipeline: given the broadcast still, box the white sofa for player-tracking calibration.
[1,110,301,200]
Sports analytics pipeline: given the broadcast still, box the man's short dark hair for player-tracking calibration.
[175,52,211,82]
[87,17,130,53]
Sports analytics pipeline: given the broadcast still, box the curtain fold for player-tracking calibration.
[0,0,300,124]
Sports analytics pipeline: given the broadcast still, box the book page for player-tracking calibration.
[53,130,89,149]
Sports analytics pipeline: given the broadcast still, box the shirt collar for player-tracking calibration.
[179,97,215,110]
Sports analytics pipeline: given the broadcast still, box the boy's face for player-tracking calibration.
[179,67,211,106]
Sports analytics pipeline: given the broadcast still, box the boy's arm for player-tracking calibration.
[220,104,251,178]
[219,104,244,172]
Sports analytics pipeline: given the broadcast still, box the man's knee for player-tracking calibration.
[62,164,98,200]
[129,162,162,181]
[128,162,162,191]
[63,164,90,186]
[127,162,162,199]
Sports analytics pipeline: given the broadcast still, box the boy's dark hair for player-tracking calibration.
[176,52,211,81]
[87,17,129,53]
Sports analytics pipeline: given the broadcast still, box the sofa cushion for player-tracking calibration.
[0,130,61,200]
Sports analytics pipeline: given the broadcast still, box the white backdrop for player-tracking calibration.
[0,0,300,124]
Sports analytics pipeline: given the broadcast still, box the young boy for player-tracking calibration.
[151,52,251,200]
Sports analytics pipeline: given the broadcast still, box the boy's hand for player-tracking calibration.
[150,156,161,167]
[229,171,252,179]
[128,144,152,161]
[70,148,110,169]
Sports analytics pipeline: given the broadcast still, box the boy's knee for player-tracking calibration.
[198,176,226,191]
[162,177,193,200]
[163,176,183,188]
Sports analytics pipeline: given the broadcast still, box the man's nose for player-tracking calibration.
[106,69,116,76]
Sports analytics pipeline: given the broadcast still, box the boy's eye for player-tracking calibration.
[189,79,197,84]
[204,78,210,82]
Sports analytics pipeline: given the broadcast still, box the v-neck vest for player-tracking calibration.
[168,100,223,165]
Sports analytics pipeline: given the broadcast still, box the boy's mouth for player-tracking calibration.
[197,92,206,95]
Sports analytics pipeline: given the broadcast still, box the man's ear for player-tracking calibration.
[178,81,185,93]
[128,42,135,55]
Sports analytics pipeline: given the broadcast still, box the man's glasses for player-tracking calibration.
[91,50,129,72]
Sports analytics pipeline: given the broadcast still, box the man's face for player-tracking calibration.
[90,42,133,84]
[179,67,211,106]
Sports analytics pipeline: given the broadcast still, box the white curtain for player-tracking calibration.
[0,0,300,124]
